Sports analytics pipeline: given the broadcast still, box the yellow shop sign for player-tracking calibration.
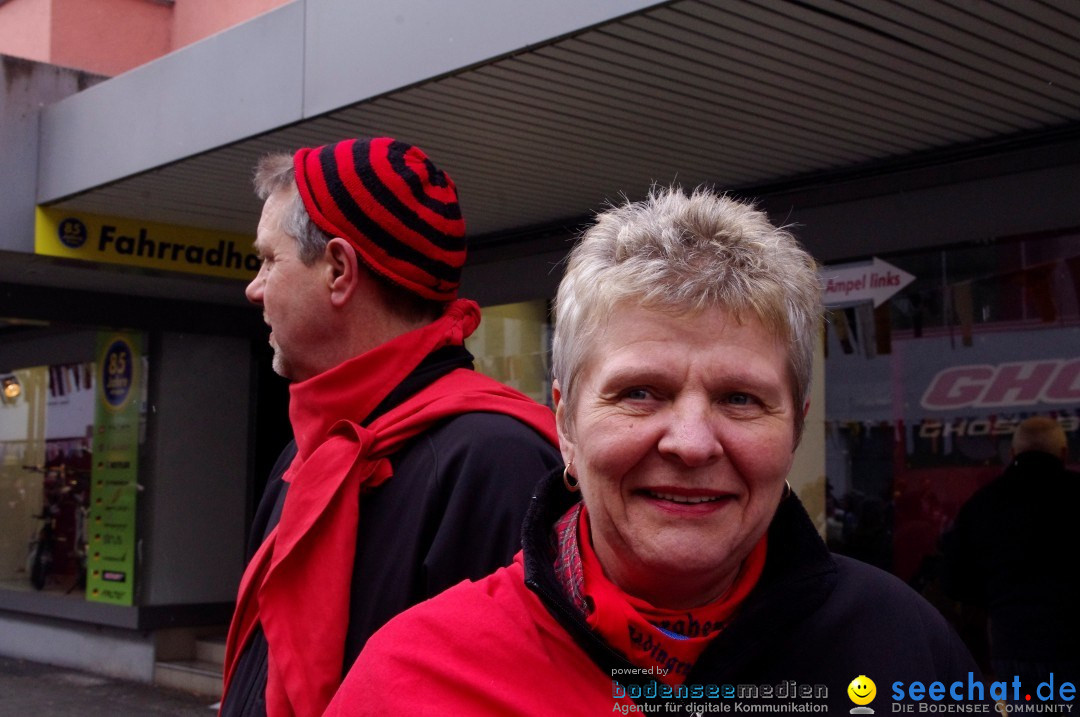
[35,207,258,280]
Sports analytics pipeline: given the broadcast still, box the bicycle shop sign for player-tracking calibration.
[35,206,258,281]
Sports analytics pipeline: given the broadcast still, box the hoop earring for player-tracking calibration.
[562,463,580,493]
[783,480,793,499]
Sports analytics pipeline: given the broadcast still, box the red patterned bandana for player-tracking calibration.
[556,504,767,686]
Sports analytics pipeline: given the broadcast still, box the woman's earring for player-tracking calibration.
[783,480,793,499]
[562,463,580,493]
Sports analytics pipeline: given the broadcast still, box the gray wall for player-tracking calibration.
[141,332,250,605]
[37,4,304,202]
[0,56,103,253]
[769,163,1080,263]
[0,328,97,371]
[304,0,671,116]
[463,244,568,307]
[0,612,156,681]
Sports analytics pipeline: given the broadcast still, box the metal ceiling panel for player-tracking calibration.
[50,0,1080,244]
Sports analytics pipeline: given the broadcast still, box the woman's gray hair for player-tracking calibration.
[253,152,332,265]
[552,185,823,441]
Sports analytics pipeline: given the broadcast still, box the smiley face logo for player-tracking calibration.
[847,675,876,706]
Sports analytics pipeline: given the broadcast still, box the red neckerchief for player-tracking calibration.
[557,504,767,686]
[222,299,557,717]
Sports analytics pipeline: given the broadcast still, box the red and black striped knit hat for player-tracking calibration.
[293,137,466,301]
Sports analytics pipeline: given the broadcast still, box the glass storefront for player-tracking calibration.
[824,231,1080,587]
[0,330,147,602]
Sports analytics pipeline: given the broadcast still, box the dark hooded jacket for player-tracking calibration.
[220,347,562,716]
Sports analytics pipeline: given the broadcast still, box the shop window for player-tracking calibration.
[1,363,92,592]
[824,232,1080,589]
[466,300,552,408]
[0,331,147,602]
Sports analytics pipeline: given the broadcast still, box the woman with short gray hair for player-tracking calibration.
[328,186,982,715]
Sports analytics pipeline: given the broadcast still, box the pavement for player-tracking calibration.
[0,656,218,716]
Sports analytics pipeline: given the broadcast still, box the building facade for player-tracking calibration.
[1,0,1078,685]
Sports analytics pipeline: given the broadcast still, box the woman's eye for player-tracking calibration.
[727,393,753,406]
[624,388,650,400]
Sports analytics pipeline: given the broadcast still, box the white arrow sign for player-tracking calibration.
[820,257,916,308]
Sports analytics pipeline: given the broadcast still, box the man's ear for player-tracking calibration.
[552,380,575,467]
[324,238,360,307]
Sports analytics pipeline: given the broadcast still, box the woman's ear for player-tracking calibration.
[552,380,575,467]
[325,237,360,307]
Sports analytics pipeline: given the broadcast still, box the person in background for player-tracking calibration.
[327,186,981,715]
[219,137,561,717]
[943,415,1079,689]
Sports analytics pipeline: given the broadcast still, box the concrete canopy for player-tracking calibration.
[30,0,1080,304]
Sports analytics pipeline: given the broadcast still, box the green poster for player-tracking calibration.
[86,333,142,605]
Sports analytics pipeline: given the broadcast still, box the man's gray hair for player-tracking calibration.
[253,152,331,266]
[552,185,823,441]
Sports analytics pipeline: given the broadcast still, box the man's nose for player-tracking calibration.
[245,269,264,304]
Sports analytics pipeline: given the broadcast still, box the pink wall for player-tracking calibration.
[0,0,52,64]
[50,0,172,76]
[171,0,291,51]
[0,0,288,78]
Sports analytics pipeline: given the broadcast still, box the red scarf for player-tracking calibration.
[557,504,767,686]
[222,299,557,717]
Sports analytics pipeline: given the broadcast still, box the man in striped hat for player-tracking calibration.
[220,138,561,717]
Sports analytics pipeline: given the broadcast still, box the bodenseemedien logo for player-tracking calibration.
[849,675,877,714]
